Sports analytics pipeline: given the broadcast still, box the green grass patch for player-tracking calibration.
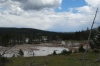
[6,52,100,66]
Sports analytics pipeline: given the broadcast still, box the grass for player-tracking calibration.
[6,52,100,66]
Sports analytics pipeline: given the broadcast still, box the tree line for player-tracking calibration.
[0,27,96,47]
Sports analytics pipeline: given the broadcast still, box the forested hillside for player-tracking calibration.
[0,27,96,46]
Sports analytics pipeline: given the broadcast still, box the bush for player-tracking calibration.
[60,49,72,55]
[78,44,85,52]
[53,50,57,55]
[93,49,99,53]
[12,54,15,57]
[73,50,77,53]
[18,49,24,57]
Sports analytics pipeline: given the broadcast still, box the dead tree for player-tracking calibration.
[82,7,99,66]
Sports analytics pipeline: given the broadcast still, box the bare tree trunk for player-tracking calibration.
[82,7,99,66]
[29,49,34,66]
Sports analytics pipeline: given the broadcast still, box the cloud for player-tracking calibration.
[0,8,56,30]
[0,0,7,3]
[12,0,62,10]
[0,0,99,32]
[85,0,100,7]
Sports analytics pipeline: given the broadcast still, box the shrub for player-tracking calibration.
[78,44,85,52]
[18,49,24,57]
[60,49,72,55]
[53,50,57,55]
[93,49,99,53]
[12,54,15,57]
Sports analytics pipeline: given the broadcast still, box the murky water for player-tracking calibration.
[3,46,69,57]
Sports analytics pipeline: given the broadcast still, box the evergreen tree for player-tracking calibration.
[53,50,57,55]
[0,56,8,66]
[78,44,85,52]
[18,49,24,57]
[93,26,100,52]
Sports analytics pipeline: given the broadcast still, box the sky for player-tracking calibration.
[0,0,100,32]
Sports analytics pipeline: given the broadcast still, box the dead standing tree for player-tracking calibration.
[29,48,34,66]
[0,45,15,66]
[82,7,99,66]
